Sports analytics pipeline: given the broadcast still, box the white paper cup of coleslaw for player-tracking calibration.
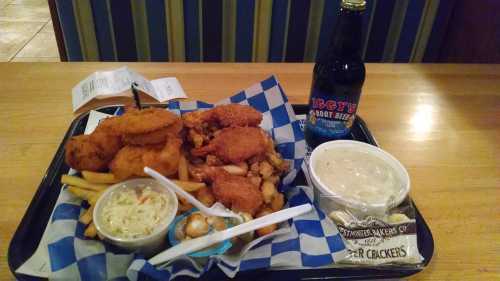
[93,178,178,257]
[308,140,410,217]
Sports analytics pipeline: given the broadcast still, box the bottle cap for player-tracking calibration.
[341,0,366,11]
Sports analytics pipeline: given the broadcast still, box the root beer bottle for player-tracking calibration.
[304,0,366,149]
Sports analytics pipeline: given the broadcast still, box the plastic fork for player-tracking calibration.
[144,167,244,223]
[148,203,313,265]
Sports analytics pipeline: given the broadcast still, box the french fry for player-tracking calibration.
[67,186,97,201]
[88,188,107,205]
[261,181,276,204]
[238,212,255,243]
[248,176,262,187]
[259,161,274,179]
[195,187,215,207]
[267,175,280,185]
[81,171,118,184]
[178,154,189,181]
[172,180,206,192]
[189,129,204,148]
[79,205,94,225]
[178,202,194,213]
[270,193,285,211]
[256,208,277,237]
[267,152,289,172]
[61,175,108,191]
[84,223,97,238]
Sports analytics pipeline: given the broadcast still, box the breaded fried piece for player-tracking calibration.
[211,104,262,127]
[110,108,178,134]
[109,138,182,180]
[122,118,183,145]
[89,123,122,156]
[65,135,109,171]
[157,137,182,175]
[191,127,269,163]
[211,170,263,215]
[65,117,123,171]
[183,104,262,128]
[108,145,148,179]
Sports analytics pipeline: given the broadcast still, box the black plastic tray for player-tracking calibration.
[9,104,434,280]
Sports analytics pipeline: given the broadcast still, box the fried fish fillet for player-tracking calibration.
[190,127,270,163]
[122,118,183,145]
[211,170,263,215]
[109,108,178,135]
[109,137,182,180]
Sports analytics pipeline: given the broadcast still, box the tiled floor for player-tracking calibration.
[0,0,60,62]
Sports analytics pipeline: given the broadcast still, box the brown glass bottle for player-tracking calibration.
[304,0,366,149]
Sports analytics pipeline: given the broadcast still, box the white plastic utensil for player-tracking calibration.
[148,203,313,265]
[144,167,243,223]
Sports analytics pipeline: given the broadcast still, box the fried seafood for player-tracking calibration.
[109,138,182,180]
[122,118,183,145]
[65,118,123,172]
[211,170,264,215]
[191,127,270,164]
[65,103,289,240]
[183,104,262,129]
[65,135,110,171]
[65,116,124,172]
[65,107,183,174]
[109,107,178,135]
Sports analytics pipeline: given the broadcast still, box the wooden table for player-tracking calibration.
[0,63,498,280]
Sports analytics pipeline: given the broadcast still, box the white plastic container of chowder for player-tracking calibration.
[308,140,410,218]
[93,178,178,257]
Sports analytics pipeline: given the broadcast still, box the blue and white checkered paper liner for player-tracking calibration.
[46,76,346,280]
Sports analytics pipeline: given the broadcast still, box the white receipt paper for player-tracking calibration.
[72,66,187,112]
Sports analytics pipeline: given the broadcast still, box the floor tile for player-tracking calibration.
[10,0,47,6]
[11,57,60,62]
[0,20,46,33]
[40,20,53,33]
[0,4,50,22]
[0,31,32,61]
[16,31,59,58]
[0,0,12,9]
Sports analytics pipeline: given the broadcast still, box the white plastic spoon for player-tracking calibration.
[148,203,313,265]
[144,167,243,223]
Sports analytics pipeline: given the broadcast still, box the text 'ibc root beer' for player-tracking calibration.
[305,0,366,149]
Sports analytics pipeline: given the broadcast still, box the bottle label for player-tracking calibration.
[306,88,358,138]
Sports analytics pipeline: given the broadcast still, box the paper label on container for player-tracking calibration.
[71,66,187,112]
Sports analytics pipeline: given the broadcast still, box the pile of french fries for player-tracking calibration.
[61,155,209,240]
[62,149,287,241]
[61,171,118,239]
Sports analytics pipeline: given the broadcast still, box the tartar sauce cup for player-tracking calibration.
[93,178,178,257]
[308,140,410,217]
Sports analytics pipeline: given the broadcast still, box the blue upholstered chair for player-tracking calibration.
[48,0,452,63]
